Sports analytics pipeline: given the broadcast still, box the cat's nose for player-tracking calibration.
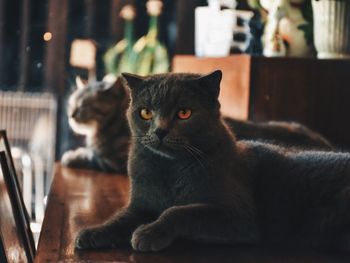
[155,129,169,140]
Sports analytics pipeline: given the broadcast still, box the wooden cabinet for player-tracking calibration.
[173,55,251,120]
[173,55,350,149]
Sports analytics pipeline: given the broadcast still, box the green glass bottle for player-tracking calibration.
[104,5,137,75]
[134,0,169,75]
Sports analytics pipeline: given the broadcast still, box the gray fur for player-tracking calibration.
[61,78,130,174]
[75,71,350,252]
[224,118,333,150]
[63,75,333,174]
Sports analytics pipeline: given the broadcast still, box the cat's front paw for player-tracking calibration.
[61,148,92,168]
[75,228,97,249]
[131,222,175,252]
[75,226,124,249]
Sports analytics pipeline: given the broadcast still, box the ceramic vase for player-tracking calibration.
[312,0,350,59]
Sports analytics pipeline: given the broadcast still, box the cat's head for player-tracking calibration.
[67,76,128,136]
[121,70,222,159]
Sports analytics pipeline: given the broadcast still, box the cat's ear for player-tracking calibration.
[102,77,127,97]
[75,76,88,90]
[196,70,222,98]
[120,73,145,91]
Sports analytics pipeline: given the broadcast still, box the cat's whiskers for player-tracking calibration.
[131,134,145,138]
[186,144,206,159]
[183,145,206,170]
[166,138,207,170]
[166,139,206,157]
[139,136,208,166]
[185,145,207,164]
[131,135,145,142]
[133,134,157,145]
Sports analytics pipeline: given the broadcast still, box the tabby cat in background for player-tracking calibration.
[76,71,350,252]
[61,77,130,174]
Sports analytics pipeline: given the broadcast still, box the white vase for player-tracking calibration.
[312,0,350,59]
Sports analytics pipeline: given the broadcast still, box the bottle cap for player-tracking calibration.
[146,0,163,16]
[120,5,136,20]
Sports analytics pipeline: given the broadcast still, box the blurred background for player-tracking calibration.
[1,0,350,242]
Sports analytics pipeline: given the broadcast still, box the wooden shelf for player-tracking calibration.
[172,55,350,149]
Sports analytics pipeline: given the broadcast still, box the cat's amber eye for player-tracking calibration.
[140,108,153,120]
[177,109,192,120]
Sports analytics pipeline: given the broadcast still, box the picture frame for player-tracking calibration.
[0,130,35,261]
[0,234,8,263]
[0,151,31,262]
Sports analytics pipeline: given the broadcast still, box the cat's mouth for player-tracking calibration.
[142,138,180,159]
[145,143,174,159]
[151,140,169,151]
[156,140,164,147]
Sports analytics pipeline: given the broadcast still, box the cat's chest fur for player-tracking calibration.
[129,145,214,213]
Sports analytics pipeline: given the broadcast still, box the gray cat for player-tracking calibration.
[224,118,332,150]
[75,71,350,252]
[61,77,130,174]
[62,74,332,175]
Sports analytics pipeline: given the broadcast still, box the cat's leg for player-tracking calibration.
[131,203,259,252]
[62,148,127,173]
[94,157,128,174]
[61,147,96,169]
[75,207,155,249]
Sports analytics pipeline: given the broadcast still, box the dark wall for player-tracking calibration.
[0,0,48,91]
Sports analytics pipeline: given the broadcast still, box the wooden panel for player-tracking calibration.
[84,0,96,37]
[249,57,350,149]
[249,57,317,124]
[17,0,30,91]
[175,0,197,54]
[172,55,251,120]
[28,0,48,89]
[0,0,5,84]
[35,164,350,262]
[43,0,68,93]
[44,0,68,158]
[110,0,126,42]
[0,0,21,86]
[0,0,46,89]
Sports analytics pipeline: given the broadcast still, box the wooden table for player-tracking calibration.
[35,164,350,262]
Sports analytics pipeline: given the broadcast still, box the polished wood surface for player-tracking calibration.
[35,164,350,262]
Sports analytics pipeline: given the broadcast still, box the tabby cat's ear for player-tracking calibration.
[196,70,222,98]
[102,77,127,97]
[121,73,145,91]
[75,76,88,90]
